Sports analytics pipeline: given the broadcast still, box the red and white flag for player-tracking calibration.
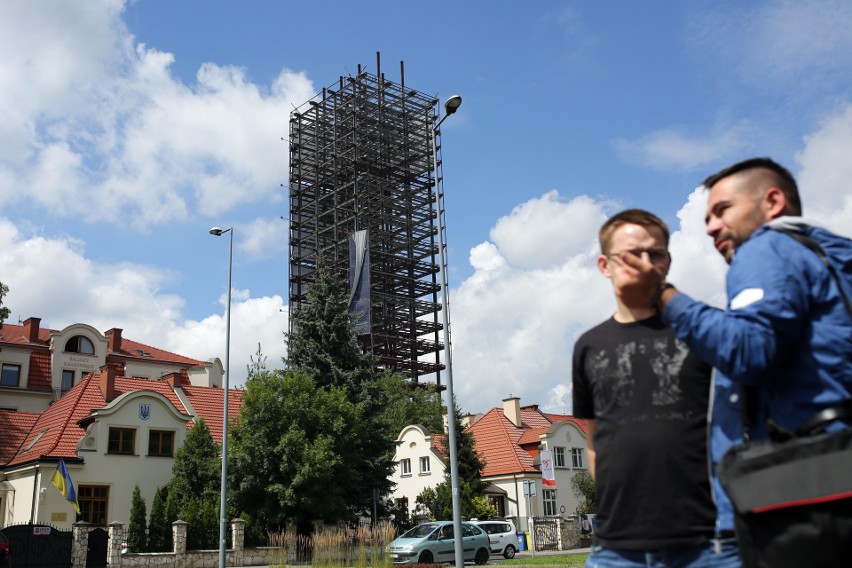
[540,450,556,487]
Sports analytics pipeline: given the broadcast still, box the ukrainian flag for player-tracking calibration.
[51,458,81,514]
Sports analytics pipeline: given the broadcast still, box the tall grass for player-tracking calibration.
[268,521,397,568]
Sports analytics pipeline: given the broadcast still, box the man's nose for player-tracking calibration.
[706,217,721,237]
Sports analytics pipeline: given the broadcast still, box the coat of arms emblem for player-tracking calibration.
[139,403,151,421]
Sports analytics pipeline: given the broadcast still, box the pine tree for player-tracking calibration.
[148,486,171,552]
[127,485,147,552]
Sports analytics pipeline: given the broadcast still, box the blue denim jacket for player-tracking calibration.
[662,218,852,530]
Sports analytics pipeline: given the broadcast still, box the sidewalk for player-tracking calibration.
[514,547,591,559]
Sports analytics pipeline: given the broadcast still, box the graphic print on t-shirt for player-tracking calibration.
[647,338,688,406]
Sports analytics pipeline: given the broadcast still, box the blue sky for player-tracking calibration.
[2,0,851,414]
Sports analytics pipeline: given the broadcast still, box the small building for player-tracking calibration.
[0,318,235,530]
[390,396,589,532]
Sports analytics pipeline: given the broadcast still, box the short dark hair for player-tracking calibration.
[599,209,670,255]
[702,157,802,215]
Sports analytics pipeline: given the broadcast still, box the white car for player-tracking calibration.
[471,519,518,559]
[386,521,491,565]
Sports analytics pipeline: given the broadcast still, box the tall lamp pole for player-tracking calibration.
[209,226,233,568]
[431,95,464,568]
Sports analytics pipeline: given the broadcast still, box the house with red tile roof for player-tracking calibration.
[390,396,588,533]
[0,322,239,530]
[0,317,223,414]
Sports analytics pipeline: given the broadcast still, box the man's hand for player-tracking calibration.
[617,250,667,309]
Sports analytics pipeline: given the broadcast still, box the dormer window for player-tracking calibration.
[65,335,95,355]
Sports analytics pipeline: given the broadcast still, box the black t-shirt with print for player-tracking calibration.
[572,315,715,549]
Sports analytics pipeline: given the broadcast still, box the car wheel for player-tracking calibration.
[418,550,433,564]
[503,545,516,559]
[475,547,490,565]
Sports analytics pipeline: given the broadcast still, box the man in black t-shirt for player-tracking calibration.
[572,209,740,568]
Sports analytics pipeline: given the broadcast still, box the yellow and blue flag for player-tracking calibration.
[51,458,81,514]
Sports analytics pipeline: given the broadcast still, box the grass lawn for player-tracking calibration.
[502,554,588,566]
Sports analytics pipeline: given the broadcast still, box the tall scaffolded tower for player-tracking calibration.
[288,56,450,386]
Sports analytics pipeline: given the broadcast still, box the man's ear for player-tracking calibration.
[764,187,788,219]
[597,254,612,278]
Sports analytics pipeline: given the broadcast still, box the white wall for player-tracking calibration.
[389,425,445,516]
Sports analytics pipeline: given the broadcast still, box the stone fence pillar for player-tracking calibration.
[71,522,90,568]
[172,520,188,555]
[231,518,246,566]
[108,522,123,568]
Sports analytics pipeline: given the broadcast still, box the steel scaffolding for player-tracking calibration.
[288,58,448,385]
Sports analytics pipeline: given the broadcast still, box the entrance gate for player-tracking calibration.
[85,528,107,568]
[532,517,559,551]
[4,523,73,568]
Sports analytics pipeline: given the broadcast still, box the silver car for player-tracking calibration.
[386,521,491,565]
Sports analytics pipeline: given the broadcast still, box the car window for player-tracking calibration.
[401,523,438,538]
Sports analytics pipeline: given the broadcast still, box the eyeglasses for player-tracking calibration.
[607,248,669,264]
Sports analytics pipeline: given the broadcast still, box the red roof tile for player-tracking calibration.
[28,350,52,391]
[0,410,40,465]
[180,385,243,444]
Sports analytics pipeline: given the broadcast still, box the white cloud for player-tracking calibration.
[796,104,852,235]
[0,1,314,228]
[614,123,751,171]
[0,217,286,387]
[239,217,289,261]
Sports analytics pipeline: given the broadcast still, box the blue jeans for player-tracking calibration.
[586,539,741,568]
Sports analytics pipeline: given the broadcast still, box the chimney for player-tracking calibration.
[99,363,120,402]
[105,328,123,352]
[503,396,522,427]
[162,371,187,389]
[23,317,41,342]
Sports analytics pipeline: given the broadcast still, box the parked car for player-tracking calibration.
[386,521,491,565]
[470,519,518,559]
[0,529,10,568]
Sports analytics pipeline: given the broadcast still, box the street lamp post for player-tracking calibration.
[209,226,233,568]
[430,95,464,568]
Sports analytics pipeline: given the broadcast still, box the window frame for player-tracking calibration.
[553,446,567,468]
[147,430,175,457]
[542,488,558,516]
[64,335,95,355]
[419,455,431,474]
[78,485,109,526]
[1,363,21,387]
[107,427,136,455]
[61,369,75,391]
[400,458,412,476]
[572,447,585,469]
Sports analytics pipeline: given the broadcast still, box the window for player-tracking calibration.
[542,489,558,516]
[487,495,505,517]
[61,370,75,391]
[148,430,174,457]
[572,448,585,468]
[553,446,566,468]
[419,456,431,474]
[400,458,411,476]
[64,335,95,354]
[1,364,21,387]
[108,428,135,455]
[78,485,109,525]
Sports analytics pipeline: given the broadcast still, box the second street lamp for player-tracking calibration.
[431,95,464,568]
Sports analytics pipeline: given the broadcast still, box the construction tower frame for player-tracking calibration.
[288,57,450,386]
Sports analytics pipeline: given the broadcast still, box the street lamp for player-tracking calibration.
[209,226,233,568]
[431,95,464,568]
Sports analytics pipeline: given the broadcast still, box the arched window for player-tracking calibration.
[65,335,95,355]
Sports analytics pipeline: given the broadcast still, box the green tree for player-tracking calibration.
[230,369,365,536]
[246,343,267,380]
[127,485,147,552]
[0,282,10,329]
[148,486,171,552]
[570,471,597,514]
[284,269,401,522]
[167,418,222,548]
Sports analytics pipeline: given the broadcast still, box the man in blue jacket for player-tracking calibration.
[622,157,852,563]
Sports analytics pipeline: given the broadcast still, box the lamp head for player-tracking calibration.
[444,95,462,115]
[209,227,225,236]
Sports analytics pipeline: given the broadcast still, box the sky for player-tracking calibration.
[2,0,852,415]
